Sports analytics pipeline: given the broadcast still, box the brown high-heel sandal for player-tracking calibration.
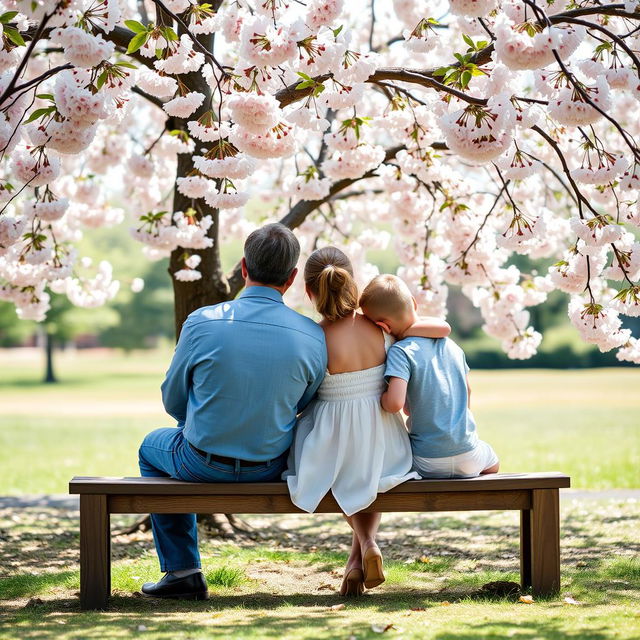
[362,545,385,589]
[340,568,365,596]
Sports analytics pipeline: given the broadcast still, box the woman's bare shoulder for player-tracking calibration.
[324,313,386,373]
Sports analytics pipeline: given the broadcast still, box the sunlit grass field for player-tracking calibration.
[0,348,638,494]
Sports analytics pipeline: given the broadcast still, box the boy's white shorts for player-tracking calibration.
[413,440,499,479]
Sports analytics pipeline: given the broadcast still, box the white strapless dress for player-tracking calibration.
[283,337,419,516]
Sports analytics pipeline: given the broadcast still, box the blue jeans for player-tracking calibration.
[138,427,287,572]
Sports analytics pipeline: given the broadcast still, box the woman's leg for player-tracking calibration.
[343,516,362,570]
[339,516,365,596]
[349,511,384,589]
[349,512,381,552]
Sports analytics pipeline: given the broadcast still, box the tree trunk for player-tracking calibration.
[169,159,230,334]
[43,330,57,384]
[168,18,231,337]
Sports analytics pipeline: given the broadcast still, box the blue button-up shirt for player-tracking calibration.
[161,286,327,461]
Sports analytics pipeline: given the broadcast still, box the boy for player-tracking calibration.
[360,274,499,479]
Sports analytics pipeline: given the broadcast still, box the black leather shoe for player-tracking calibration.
[141,572,208,600]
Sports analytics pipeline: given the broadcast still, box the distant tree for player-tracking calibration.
[0,300,34,347]
[41,293,118,383]
[100,260,174,351]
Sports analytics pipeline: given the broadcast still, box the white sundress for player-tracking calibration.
[283,333,420,516]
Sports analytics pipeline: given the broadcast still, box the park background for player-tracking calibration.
[1,217,639,639]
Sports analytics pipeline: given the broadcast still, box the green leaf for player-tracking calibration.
[126,31,148,54]
[96,71,108,90]
[443,69,458,84]
[161,27,179,42]
[461,70,472,88]
[296,72,312,81]
[36,93,54,101]
[124,19,147,33]
[432,66,450,77]
[116,61,137,69]
[332,25,343,37]
[5,26,25,47]
[0,11,19,23]
[23,106,55,124]
[462,34,475,48]
[295,80,314,90]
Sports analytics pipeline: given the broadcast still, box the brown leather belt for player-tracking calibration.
[189,442,270,467]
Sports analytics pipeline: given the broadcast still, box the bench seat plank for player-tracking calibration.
[70,472,570,495]
[108,489,532,514]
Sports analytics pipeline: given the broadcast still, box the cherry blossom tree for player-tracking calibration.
[1,0,640,363]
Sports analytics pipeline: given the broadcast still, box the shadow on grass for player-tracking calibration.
[5,587,526,618]
[431,620,612,640]
[0,595,617,640]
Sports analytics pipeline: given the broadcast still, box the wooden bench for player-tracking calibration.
[69,471,570,610]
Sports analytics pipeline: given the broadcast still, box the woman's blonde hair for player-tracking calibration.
[304,247,359,322]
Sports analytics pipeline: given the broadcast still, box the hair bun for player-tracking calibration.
[304,247,359,322]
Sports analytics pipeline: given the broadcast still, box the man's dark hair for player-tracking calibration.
[244,223,300,286]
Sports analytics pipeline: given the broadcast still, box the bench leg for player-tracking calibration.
[530,488,560,596]
[80,495,111,610]
[520,508,532,590]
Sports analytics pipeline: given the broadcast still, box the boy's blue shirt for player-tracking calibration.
[384,336,478,458]
[161,286,327,461]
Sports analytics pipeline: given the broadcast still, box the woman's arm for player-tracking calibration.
[400,316,451,340]
[381,377,408,414]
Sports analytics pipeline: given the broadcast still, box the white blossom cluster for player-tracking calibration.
[0,0,638,363]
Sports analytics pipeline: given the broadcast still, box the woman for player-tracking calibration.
[284,247,450,596]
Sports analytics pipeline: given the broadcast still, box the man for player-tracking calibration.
[139,223,327,600]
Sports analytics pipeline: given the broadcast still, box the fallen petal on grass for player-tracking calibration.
[371,623,395,633]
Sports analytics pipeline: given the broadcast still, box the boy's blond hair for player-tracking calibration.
[359,274,413,320]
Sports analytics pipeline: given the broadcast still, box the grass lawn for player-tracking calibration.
[0,349,638,493]
[0,348,638,638]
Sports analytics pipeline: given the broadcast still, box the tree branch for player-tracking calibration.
[558,15,640,77]
[0,5,61,106]
[102,25,155,68]
[531,125,598,218]
[150,0,227,76]
[276,3,640,110]
[524,0,640,164]
[225,145,405,296]
[132,85,166,110]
